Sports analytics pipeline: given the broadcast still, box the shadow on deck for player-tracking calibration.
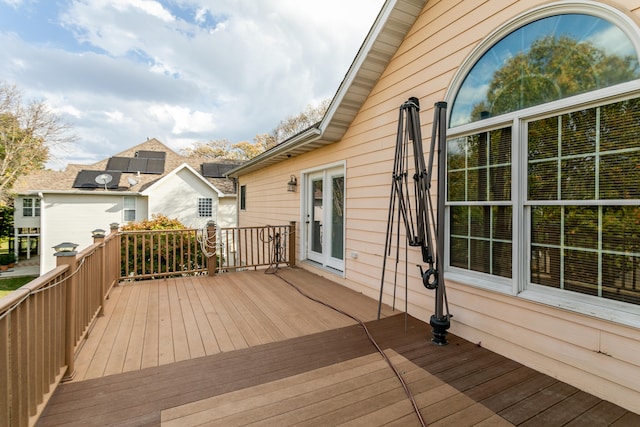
[37,268,639,426]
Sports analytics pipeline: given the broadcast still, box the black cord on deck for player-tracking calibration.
[270,270,427,427]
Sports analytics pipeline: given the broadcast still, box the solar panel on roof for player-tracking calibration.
[146,158,165,174]
[72,170,121,189]
[128,158,148,173]
[217,164,236,176]
[106,157,130,172]
[201,163,237,178]
[201,163,219,177]
[135,150,166,159]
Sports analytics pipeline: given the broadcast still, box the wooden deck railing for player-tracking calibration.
[119,228,208,280]
[214,222,296,272]
[0,229,120,427]
[0,222,295,426]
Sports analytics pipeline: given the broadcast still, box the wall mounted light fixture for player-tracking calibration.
[287,175,297,192]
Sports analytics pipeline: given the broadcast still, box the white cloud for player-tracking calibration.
[0,0,385,168]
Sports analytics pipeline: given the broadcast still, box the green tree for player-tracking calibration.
[0,82,75,204]
[471,35,639,120]
[0,202,13,239]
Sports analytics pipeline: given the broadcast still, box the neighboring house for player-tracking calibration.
[228,0,640,414]
[13,138,242,274]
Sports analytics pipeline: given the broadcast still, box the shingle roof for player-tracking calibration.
[13,138,242,196]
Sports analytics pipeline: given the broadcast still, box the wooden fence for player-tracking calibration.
[0,223,295,426]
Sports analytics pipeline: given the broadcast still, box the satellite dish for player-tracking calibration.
[95,173,113,190]
[127,177,138,187]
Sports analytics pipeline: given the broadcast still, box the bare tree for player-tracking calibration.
[269,98,331,147]
[183,98,331,160]
[0,82,75,204]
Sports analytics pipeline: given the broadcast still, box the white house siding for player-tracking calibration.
[39,193,136,273]
[217,196,238,228]
[145,168,220,230]
[13,196,41,229]
[237,0,640,413]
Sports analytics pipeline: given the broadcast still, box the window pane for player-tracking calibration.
[450,237,468,269]
[124,210,136,222]
[493,241,512,278]
[564,249,599,297]
[602,253,640,305]
[602,206,640,252]
[528,161,558,200]
[331,176,344,260]
[470,206,490,238]
[529,116,559,161]
[198,198,212,217]
[600,98,640,152]
[450,206,468,236]
[532,206,561,247]
[448,128,511,202]
[448,170,466,201]
[23,198,33,216]
[564,206,598,250]
[531,247,561,288]
[451,14,640,127]
[470,239,490,274]
[600,151,640,199]
[561,109,596,156]
[240,185,246,210]
[494,206,512,240]
[561,157,595,200]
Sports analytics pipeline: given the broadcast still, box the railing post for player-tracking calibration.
[92,229,107,317]
[288,221,296,267]
[54,243,79,382]
[110,223,120,285]
[206,221,217,276]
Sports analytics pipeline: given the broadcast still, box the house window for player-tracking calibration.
[22,198,40,217]
[123,197,136,222]
[198,198,213,217]
[240,185,246,210]
[447,6,640,313]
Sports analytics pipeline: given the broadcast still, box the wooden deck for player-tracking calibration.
[37,268,639,426]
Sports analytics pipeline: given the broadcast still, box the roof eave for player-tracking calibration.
[227,127,322,177]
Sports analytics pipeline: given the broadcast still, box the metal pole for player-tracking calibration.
[429,102,451,345]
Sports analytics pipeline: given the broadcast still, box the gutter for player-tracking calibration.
[226,126,322,178]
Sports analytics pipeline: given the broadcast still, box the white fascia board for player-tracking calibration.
[141,163,225,197]
[226,127,322,178]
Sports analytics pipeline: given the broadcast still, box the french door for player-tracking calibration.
[305,166,344,271]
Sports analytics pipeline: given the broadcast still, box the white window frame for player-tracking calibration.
[22,197,41,217]
[444,2,640,327]
[198,197,213,218]
[123,196,136,222]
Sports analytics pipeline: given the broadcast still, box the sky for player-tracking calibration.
[0,0,385,170]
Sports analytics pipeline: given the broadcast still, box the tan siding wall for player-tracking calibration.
[238,0,640,413]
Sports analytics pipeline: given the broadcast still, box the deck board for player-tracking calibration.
[37,268,640,426]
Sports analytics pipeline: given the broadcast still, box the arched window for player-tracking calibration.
[445,3,640,322]
[451,13,640,127]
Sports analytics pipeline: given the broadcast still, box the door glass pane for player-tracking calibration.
[311,179,323,253]
[331,176,344,260]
